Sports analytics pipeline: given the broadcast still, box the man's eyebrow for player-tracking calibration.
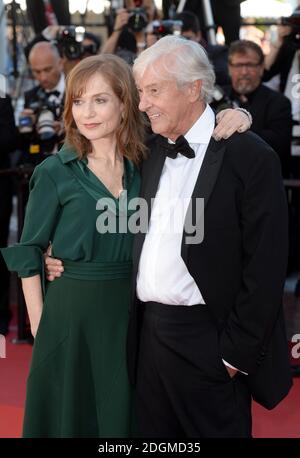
[137,83,160,90]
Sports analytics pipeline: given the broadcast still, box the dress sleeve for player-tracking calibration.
[1,162,61,290]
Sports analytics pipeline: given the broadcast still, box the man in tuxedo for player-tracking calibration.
[19,41,65,163]
[126,35,292,437]
[44,37,291,437]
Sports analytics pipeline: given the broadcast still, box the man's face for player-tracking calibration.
[29,51,63,90]
[228,50,264,95]
[135,60,201,142]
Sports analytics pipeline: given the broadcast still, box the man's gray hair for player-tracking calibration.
[133,35,216,103]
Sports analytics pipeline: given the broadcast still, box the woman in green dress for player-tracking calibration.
[1,52,251,438]
[1,54,146,437]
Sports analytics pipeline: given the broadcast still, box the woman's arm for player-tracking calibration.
[22,275,43,338]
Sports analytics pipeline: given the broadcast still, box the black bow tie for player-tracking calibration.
[158,135,195,159]
[46,90,60,98]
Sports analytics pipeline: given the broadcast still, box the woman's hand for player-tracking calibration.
[213,108,252,141]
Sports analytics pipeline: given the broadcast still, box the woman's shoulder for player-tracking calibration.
[34,145,78,176]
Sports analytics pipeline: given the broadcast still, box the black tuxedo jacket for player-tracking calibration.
[224,84,292,177]
[127,130,292,409]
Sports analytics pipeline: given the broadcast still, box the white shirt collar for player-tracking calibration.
[184,104,215,145]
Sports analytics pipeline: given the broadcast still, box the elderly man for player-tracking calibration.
[126,36,292,438]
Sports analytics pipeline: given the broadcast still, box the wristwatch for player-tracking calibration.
[235,107,253,127]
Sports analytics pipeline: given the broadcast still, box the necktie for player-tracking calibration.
[158,135,195,159]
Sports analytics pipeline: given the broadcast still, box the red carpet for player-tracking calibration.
[0,325,300,438]
[0,327,32,438]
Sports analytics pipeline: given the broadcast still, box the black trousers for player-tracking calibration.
[136,302,252,438]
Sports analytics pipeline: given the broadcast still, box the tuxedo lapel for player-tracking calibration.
[181,137,226,263]
[132,137,166,271]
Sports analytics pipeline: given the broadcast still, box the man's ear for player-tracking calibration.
[189,79,202,102]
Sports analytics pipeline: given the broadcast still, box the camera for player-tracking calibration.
[56,26,98,60]
[281,10,300,45]
[210,85,234,111]
[151,20,183,38]
[127,7,148,32]
[19,88,63,142]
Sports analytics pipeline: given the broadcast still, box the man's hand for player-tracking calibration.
[19,108,36,130]
[213,108,251,141]
[44,244,64,281]
[53,120,64,136]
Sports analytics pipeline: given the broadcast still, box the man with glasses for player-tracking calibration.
[224,40,292,178]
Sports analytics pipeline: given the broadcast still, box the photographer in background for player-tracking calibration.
[264,8,300,94]
[56,27,102,75]
[24,26,102,76]
[102,0,158,62]
[221,40,292,178]
[19,41,65,165]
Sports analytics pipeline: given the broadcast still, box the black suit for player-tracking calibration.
[127,129,292,437]
[224,84,293,178]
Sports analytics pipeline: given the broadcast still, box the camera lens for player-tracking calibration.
[36,109,56,140]
[127,8,148,32]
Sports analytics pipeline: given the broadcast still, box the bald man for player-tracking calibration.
[19,41,65,161]
[28,41,64,92]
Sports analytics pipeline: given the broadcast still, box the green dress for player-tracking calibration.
[1,145,140,438]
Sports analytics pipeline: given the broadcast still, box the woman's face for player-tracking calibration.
[72,73,124,144]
